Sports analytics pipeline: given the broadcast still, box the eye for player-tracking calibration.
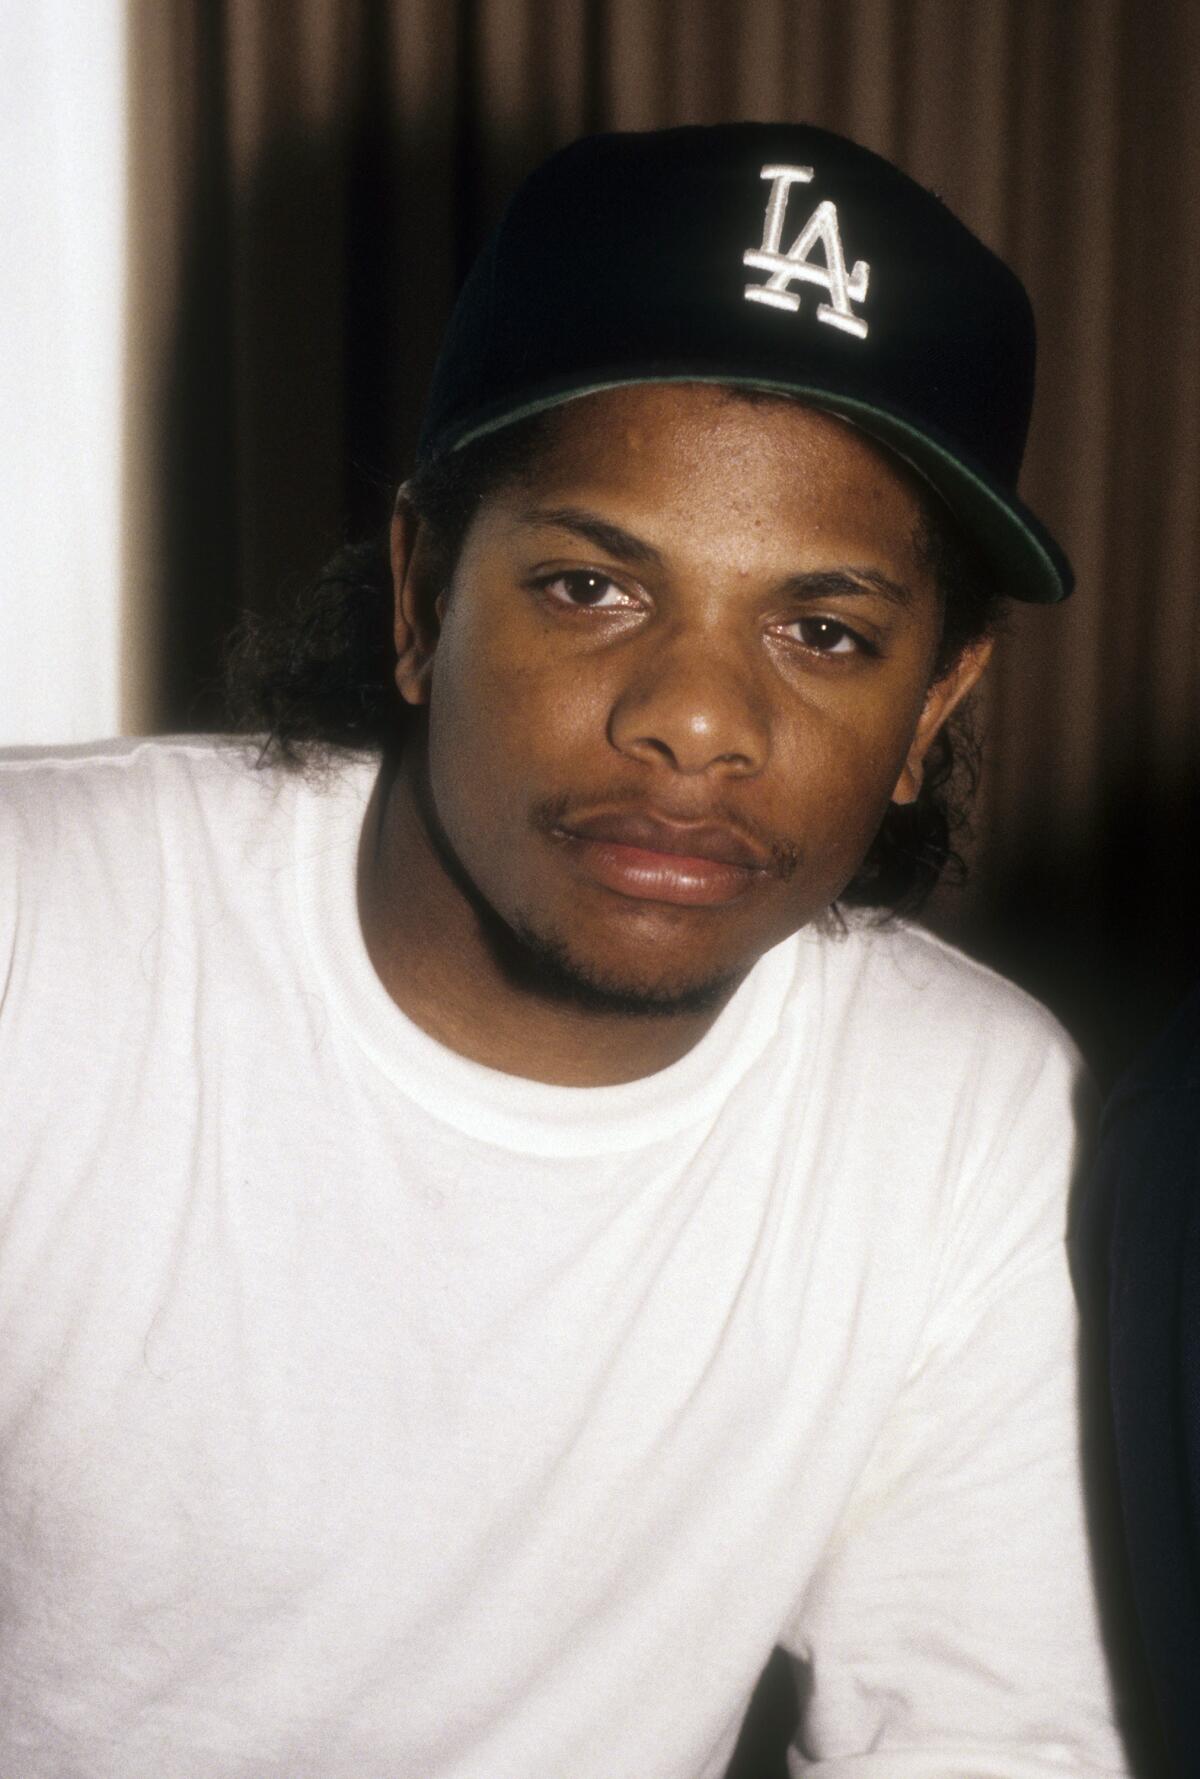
[780,615,872,657]
[537,570,638,611]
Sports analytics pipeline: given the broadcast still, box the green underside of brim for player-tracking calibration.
[447,374,1072,605]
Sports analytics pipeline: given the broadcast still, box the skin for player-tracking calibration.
[359,384,991,1087]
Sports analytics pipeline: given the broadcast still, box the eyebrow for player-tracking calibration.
[777,567,917,610]
[515,504,915,608]
[515,506,666,571]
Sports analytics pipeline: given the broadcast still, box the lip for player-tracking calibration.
[551,809,772,907]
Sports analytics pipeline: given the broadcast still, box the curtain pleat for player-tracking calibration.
[120,0,1200,1077]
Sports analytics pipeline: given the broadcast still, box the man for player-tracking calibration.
[1,125,1126,1775]
[1072,983,1200,1776]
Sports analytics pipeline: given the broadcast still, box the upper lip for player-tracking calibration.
[554,809,772,871]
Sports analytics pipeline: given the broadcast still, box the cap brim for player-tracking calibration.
[442,372,1073,604]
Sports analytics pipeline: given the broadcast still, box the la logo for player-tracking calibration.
[742,165,870,339]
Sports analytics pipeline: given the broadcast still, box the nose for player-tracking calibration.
[607,629,770,777]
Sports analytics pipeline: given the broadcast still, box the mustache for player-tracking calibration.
[530,792,800,882]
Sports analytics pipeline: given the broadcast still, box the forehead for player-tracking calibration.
[499,384,933,567]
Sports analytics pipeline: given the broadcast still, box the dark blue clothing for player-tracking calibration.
[1073,985,1200,1776]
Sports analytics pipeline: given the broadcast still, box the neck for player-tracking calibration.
[356,755,733,1087]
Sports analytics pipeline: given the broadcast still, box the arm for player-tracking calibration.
[1071,986,1200,1777]
[784,1035,1129,1776]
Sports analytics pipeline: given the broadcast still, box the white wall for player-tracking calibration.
[1,0,127,745]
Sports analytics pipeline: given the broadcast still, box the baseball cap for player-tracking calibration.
[417,122,1072,604]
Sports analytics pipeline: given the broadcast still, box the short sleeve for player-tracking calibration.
[782,1028,1129,1776]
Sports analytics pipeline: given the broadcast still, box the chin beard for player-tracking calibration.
[498,911,740,1019]
[409,742,742,1020]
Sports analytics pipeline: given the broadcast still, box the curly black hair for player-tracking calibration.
[224,402,1005,915]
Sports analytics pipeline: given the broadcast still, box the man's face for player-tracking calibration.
[394,385,985,1012]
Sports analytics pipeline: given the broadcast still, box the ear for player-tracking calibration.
[391,491,445,709]
[891,636,994,806]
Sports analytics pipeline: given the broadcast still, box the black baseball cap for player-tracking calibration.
[418,122,1072,604]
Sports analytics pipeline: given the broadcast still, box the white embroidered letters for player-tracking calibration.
[742,164,870,339]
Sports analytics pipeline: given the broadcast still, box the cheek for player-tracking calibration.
[434,593,605,766]
[771,697,921,864]
[423,604,598,864]
[428,587,526,747]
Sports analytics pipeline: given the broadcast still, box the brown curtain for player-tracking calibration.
[122,0,1200,1083]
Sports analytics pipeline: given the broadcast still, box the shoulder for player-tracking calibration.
[0,732,355,860]
[0,734,260,830]
[0,735,345,956]
[3,737,239,900]
[0,736,381,1049]
[779,916,1092,1259]
[808,913,1084,1090]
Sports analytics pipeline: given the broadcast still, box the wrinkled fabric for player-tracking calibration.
[0,738,1126,1777]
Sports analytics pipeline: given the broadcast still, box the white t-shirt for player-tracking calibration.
[0,738,1125,1778]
